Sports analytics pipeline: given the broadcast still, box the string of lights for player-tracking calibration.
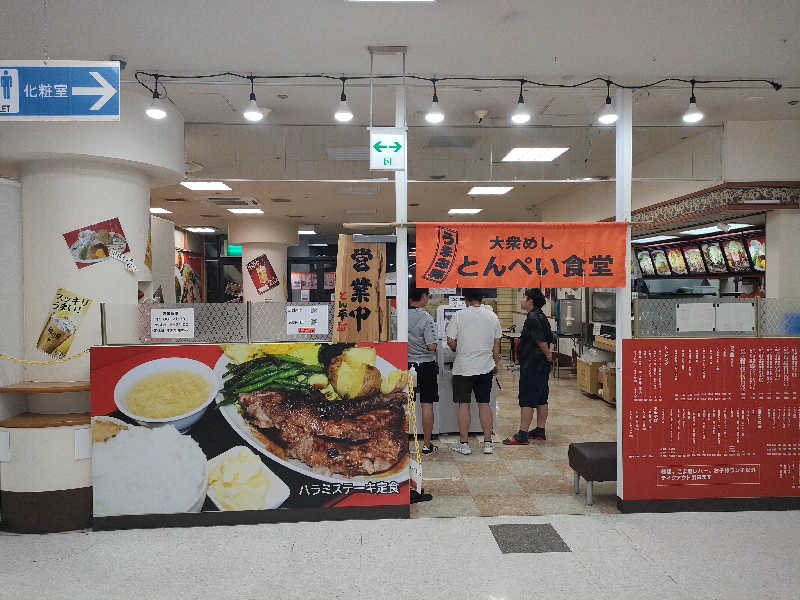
[135,70,781,126]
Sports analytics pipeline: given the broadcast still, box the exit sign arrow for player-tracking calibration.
[372,140,402,153]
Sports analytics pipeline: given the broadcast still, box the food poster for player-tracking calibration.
[665,247,688,276]
[246,254,280,295]
[700,242,728,274]
[144,223,153,272]
[637,250,656,277]
[290,271,318,290]
[746,236,766,272]
[650,249,672,276]
[63,218,130,269]
[683,245,707,275]
[176,251,204,303]
[722,238,751,272]
[90,342,411,528]
[36,288,92,357]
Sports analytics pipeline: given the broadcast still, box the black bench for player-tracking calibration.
[567,442,617,505]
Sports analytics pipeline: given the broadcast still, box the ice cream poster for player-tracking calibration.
[63,218,130,269]
[36,288,92,357]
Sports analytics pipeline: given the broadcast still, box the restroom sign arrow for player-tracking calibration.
[369,128,406,171]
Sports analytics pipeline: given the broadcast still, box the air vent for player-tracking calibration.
[206,197,260,208]
[287,215,306,218]
[271,198,292,203]
[336,185,378,196]
[327,147,369,161]
[345,208,378,216]
[429,174,446,180]
[424,136,476,149]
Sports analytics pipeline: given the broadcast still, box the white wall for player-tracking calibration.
[723,121,800,181]
[766,211,800,298]
[0,179,26,419]
[151,216,177,303]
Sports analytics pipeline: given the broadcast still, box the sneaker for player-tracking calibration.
[502,431,529,445]
[421,444,439,455]
[483,441,494,454]
[451,442,472,455]
[529,428,546,441]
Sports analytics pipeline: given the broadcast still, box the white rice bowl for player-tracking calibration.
[93,425,207,517]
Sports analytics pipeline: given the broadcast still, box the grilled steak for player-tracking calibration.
[239,389,408,477]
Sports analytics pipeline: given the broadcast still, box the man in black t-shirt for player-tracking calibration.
[503,288,554,445]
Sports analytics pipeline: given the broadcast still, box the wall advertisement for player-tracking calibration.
[622,338,800,501]
[90,342,410,528]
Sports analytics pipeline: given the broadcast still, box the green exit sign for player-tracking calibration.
[227,244,243,257]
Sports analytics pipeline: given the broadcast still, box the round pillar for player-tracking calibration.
[228,219,298,303]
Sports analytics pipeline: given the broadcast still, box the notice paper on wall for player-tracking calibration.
[676,302,715,332]
[716,302,756,332]
[151,308,195,339]
[448,296,466,308]
[286,304,329,336]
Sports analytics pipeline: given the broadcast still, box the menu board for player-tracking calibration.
[637,250,656,277]
[722,238,750,272]
[665,247,688,276]
[683,245,707,275]
[650,249,672,276]
[700,242,727,274]
[622,338,800,501]
[746,237,766,272]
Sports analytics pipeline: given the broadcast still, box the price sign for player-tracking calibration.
[286,304,329,336]
[151,308,195,339]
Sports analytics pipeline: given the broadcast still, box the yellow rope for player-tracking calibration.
[0,350,89,365]
[407,374,422,466]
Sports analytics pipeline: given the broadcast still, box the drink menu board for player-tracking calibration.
[622,338,800,501]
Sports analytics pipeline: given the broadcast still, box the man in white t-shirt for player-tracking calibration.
[446,289,502,455]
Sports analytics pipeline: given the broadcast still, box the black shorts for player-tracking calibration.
[519,367,550,407]
[409,361,439,403]
[452,372,493,404]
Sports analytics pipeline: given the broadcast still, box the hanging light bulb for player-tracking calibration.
[145,75,167,120]
[510,81,531,124]
[425,80,444,124]
[242,76,264,122]
[682,80,704,123]
[597,80,618,125]
[334,77,354,123]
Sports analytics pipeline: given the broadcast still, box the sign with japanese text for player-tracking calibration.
[150,308,195,339]
[0,61,119,120]
[622,338,800,501]
[246,254,279,295]
[369,127,406,171]
[36,288,92,357]
[416,222,627,288]
[332,235,388,342]
[90,342,410,529]
[286,304,329,335]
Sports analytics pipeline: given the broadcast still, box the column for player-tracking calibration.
[615,88,633,500]
[765,211,800,298]
[0,91,185,413]
[228,219,299,303]
[0,179,25,418]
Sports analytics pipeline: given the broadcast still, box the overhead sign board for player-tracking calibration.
[369,127,406,171]
[0,60,120,120]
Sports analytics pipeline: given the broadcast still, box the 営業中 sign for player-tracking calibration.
[151,308,195,339]
[286,304,329,336]
[369,127,406,171]
[0,61,119,120]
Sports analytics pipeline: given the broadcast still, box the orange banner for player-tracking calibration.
[416,222,627,288]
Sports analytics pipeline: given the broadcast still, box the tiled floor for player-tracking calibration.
[412,363,617,518]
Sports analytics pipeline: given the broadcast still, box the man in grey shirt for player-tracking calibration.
[409,285,439,454]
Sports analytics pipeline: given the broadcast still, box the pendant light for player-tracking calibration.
[597,80,618,125]
[334,77,354,122]
[510,80,531,124]
[682,80,704,123]
[425,79,444,124]
[242,76,264,122]
[145,75,167,120]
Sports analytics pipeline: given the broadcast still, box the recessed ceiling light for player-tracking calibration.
[632,235,678,244]
[468,186,513,195]
[180,181,232,191]
[308,243,329,247]
[186,227,216,233]
[298,226,316,235]
[149,207,172,214]
[502,148,569,162]
[449,208,483,215]
[680,224,750,236]
[227,208,264,214]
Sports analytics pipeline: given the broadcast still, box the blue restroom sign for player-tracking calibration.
[0,60,120,120]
